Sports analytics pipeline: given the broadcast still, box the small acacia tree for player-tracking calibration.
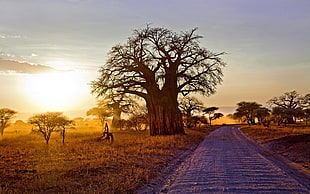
[56,116,74,144]
[233,102,262,125]
[87,105,112,132]
[0,108,17,136]
[203,107,223,126]
[92,26,226,135]
[254,107,270,125]
[28,112,72,144]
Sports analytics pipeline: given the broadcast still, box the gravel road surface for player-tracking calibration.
[160,126,310,193]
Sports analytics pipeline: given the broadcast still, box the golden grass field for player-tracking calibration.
[240,124,310,169]
[0,121,218,193]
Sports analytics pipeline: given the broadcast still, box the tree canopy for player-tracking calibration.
[87,105,112,130]
[203,107,223,126]
[179,96,203,128]
[233,102,262,125]
[98,93,137,129]
[91,26,226,135]
[28,112,73,144]
[268,91,309,124]
[0,108,17,136]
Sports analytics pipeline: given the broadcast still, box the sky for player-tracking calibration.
[0,0,309,120]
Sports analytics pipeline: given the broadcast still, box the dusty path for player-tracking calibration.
[160,126,310,193]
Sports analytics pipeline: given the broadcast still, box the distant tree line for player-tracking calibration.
[87,95,224,133]
[0,109,74,144]
[230,91,310,127]
[178,96,224,128]
[3,90,307,143]
[0,93,223,141]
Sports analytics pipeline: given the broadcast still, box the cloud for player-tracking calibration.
[0,52,16,58]
[0,33,23,39]
[0,58,56,74]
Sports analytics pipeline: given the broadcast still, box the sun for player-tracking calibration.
[24,71,87,110]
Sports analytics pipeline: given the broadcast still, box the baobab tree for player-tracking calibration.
[99,93,137,129]
[0,108,17,136]
[268,91,305,124]
[92,26,226,135]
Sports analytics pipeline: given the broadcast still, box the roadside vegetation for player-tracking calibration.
[230,91,310,127]
[0,120,219,193]
[241,124,310,169]
[232,91,310,170]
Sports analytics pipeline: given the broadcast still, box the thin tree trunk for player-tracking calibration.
[0,123,6,136]
[209,117,212,126]
[62,129,65,144]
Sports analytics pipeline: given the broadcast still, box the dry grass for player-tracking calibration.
[240,124,310,169]
[240,124,310,143]
[0,125,218,193]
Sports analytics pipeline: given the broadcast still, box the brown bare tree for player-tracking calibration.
[92,26,226,135]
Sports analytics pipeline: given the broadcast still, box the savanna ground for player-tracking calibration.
[0,120,219,193]
[240,123,310,170]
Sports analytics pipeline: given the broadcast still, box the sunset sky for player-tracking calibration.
[1,0,309,120]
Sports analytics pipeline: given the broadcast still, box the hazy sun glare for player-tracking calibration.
[24,71,88,110]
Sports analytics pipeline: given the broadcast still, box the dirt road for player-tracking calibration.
[160,126,310,193]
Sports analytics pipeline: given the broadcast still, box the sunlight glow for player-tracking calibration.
[46,60,76,70]
[24,71,87,110]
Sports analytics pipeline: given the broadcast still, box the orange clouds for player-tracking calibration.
[0,59,55,74]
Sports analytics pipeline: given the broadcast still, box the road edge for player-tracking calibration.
[237,127,310,190]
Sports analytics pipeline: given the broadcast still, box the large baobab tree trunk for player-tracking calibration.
[146,93,185,136]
